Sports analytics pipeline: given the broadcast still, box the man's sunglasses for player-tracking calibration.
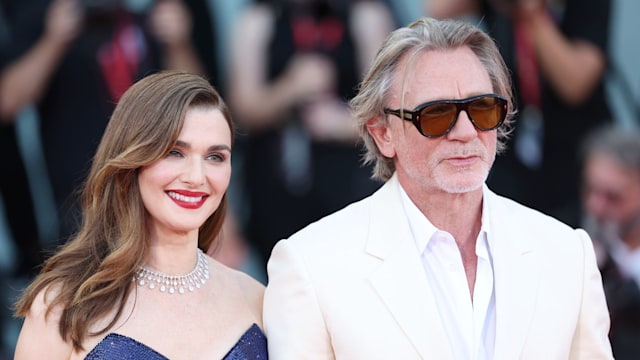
[383,94,508,138]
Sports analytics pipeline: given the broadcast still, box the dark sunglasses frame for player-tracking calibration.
[383,94,508,138]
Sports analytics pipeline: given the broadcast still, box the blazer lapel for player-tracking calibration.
[488,190,539,359]
[366,176,454,359]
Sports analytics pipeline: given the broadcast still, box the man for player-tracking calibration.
[263,17,613,359]
[582,125,640,359]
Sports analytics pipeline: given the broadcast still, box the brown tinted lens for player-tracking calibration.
[419,103,457,136]
[468,97,504,129]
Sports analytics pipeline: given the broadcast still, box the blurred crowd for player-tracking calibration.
[0,0,638,358]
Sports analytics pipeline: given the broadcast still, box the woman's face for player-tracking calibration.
[138,106,232,238]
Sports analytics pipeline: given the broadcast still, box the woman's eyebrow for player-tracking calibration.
[175,140,231,152]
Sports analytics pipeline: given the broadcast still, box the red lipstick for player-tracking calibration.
[167,190,209,209]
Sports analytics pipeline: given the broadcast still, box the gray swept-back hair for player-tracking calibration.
[350,17,516,181]
[582,124,640,175]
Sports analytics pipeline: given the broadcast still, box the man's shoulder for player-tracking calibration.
[486,190,591,258]
[487,189,581,236]
[288,195,372,246]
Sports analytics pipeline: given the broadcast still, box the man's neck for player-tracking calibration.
[410,187,484,298]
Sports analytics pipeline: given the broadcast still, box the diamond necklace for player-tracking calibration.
[134,248,209,294]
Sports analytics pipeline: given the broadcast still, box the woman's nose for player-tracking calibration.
[180,158,205,186]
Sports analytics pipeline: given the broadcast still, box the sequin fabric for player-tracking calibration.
[84,323,268,359]
[222,324,268,360]
[84,333,168,359]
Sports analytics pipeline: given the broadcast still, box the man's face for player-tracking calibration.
[583,152,640,237]
[370,47,498,197]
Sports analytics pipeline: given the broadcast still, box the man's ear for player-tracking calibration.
[366,116,395,158]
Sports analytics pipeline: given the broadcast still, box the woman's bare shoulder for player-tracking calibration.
[209,258,265,319]
[14,285,73,359]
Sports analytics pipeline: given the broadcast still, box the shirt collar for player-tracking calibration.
[398,183,493,257]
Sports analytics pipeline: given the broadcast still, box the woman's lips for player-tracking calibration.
[167,190,208,209]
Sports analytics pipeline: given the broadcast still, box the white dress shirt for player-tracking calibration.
[399,185,496,360]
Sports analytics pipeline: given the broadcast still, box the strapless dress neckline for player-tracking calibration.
[84,323,267,359]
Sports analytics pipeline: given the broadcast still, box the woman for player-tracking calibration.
[13,71,267,359]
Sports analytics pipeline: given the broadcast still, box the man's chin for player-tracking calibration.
[439,179,484,194]
[435,169,487,194]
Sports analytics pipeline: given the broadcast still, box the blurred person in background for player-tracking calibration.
[0,1,45,279]
[0,5,43,357]
[423,0,485,24]
[582,124,640,360]
[227,0,395,266]
[0,0,216,246]
[481,0,612,227]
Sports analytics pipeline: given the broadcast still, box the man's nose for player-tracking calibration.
[446,110,477,140]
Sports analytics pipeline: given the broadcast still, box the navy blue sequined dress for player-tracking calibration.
[84,323,267,359]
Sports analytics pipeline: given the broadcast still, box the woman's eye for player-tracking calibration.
[167,149,183,157]
[207,153,226,162]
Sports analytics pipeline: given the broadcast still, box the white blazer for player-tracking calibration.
[263,175,613,360]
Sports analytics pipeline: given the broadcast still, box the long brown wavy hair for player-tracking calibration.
[14,71,236,350]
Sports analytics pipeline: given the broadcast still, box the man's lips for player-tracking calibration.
[445,155,479,166]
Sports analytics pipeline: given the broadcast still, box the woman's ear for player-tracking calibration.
[366,116,396,158]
